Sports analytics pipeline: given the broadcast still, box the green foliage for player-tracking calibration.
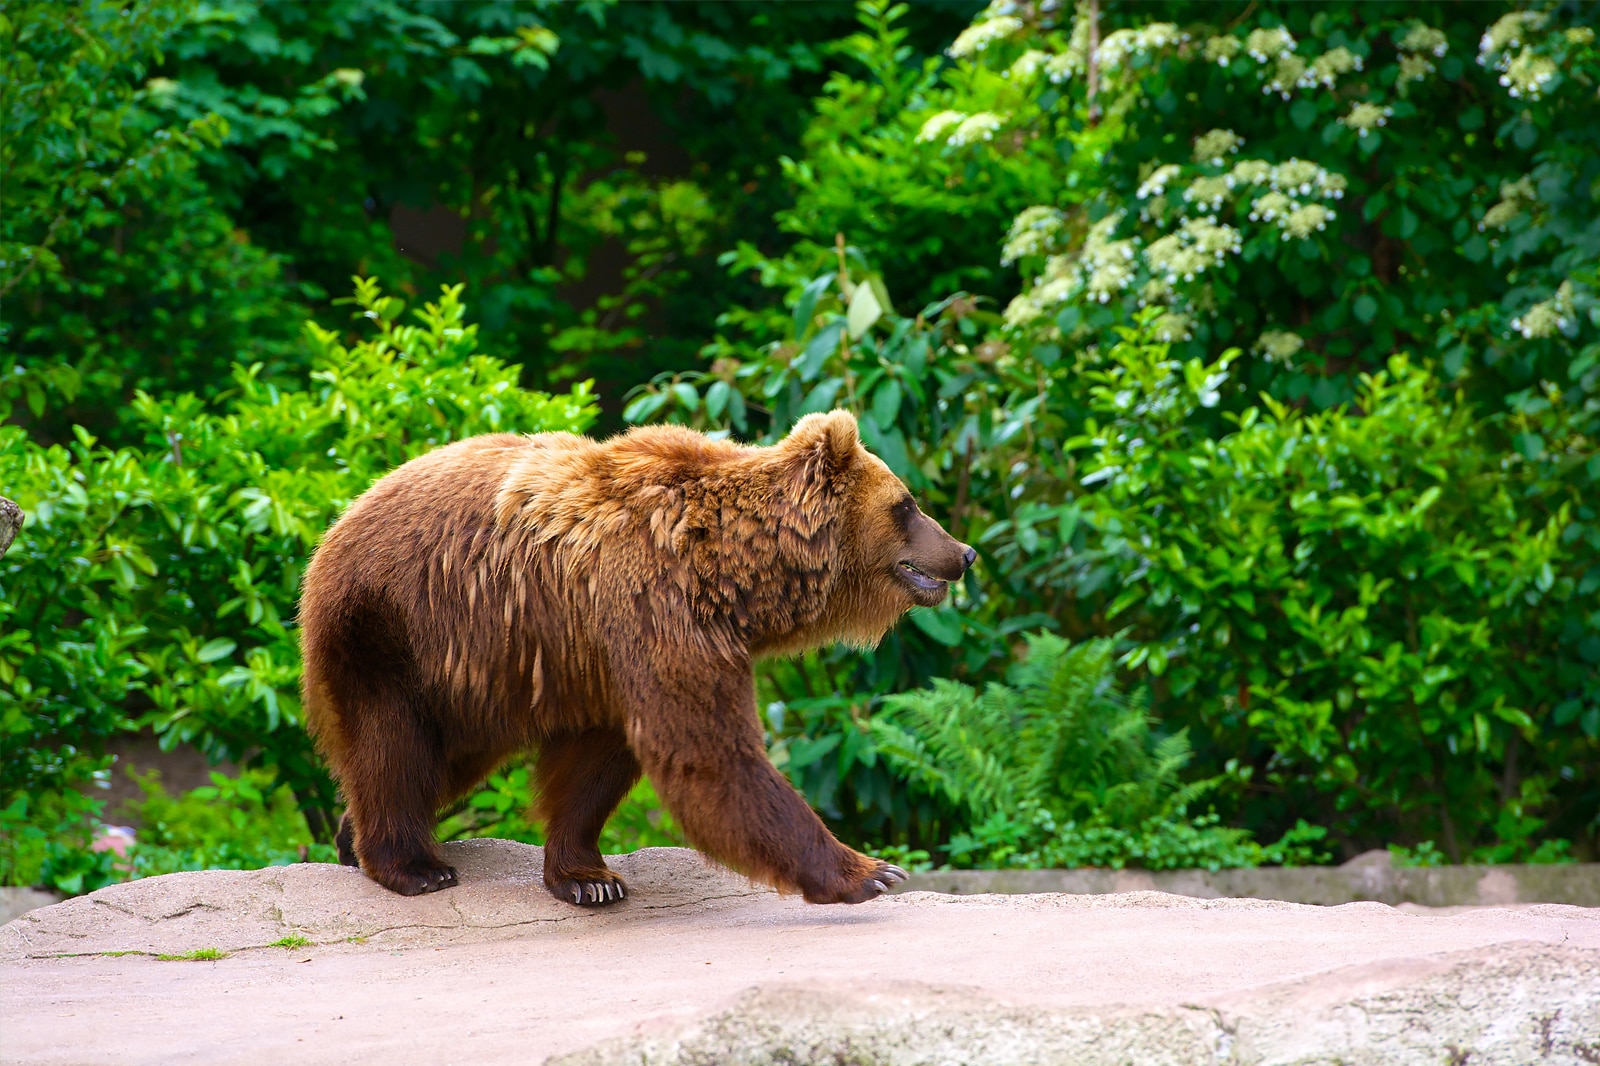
[1,0,304,437]
[0,281,595,880]
[873,632,1328,869]
[120,769,337,879]
[1068,321,1583,860]
[436,765,685,855]
[628,0,1598,863]
[751,0,1081,310]
[4,0,982,439]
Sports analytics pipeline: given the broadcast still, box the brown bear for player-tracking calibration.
[299,410,974,905]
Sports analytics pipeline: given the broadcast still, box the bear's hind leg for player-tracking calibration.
[536,727,641,906]
[339,705,459,896]
[335,811,359,867]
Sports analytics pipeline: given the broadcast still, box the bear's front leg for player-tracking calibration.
[616,650,906,904]
[535,727,641,906]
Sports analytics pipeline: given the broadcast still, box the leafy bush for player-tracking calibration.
[873,632,1327,869]
[121,769,338,879]
[1067,323,1580,859]
[626,0,1599,863]
[437,768,684,856]
[1,0,305,438]
[0,280,596,882]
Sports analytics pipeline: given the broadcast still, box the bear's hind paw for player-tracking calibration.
[378,861,459,896]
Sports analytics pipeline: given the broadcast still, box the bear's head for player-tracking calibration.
[774,410,975,648]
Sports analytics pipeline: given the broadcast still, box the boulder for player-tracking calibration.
[3,841,1597,1065]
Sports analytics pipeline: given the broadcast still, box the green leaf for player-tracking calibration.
[798,378,844,417]
[871,378,902,427]
[705,380,730,421]
[798,320,845,381]
[1396,206,1418,240]
[197,638,237,663]
[670,382,700,412]
[623,392,668,424]
[847,281,883,340]
[792,274,833,340]
[908,606,963,646]
[1352,294,1378,324]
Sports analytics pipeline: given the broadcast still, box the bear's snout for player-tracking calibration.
[961,545,977,570]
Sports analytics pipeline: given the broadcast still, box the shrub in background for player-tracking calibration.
[625,1,1598,862]
[0,280,596,886]
[1,0,305,439]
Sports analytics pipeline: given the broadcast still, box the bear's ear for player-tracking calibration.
[783,410,859,477]
[772,411,854,575]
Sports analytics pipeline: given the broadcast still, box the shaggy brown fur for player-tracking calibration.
[300,411,974,905]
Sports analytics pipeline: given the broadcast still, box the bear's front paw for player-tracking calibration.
[803,855,908,905]
[545,866,628,907]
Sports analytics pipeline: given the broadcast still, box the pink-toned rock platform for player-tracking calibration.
[3,840,1597,1064]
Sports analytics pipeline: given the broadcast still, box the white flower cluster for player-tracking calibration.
[1248,191,1294,222]
[1304,46,1363,89]
[1480,176,1536,231]
[1001,206,1068,266]
[1479,11,1544,62]
[1002,213,1138,326]
[1205,35,1242,67]
[948,16,1024,58]
[1281,204,1336,240]
[1151,311,1193,342]
[1045,52,1080,84]
[952,112,1005,145]
[1193,128,1243,165]
[1264,54,1307,99]
[1184,176,1233,212]
[1008,49,1050,80]
[1137,164,1182,201]
[1510,281,1574,339]
[1399,24,1449,58]
[1478,11,1558,100]
[1234,157,1347,200]
[1045,8,1093,84]
[1144,216,1240,284]
[1255,329,1305,363]
[1099,23,1188,69]
[1342,102,1394,137]
[1248,193,1335,239]
[1245,26,1297,63]
[916,110,965,143]
[1398,53,1435,84]
[1500,50,1558,100]
[917,110,1006,146]
[1078,213,1139,303]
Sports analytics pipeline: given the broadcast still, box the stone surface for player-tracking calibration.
[0,494,21,558]
[3,841,1598,1065]
[897,859,1600,907]
[0,888,62,927]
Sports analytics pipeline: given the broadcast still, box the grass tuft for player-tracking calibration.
[155,947,227,962]
[269,934,312,949]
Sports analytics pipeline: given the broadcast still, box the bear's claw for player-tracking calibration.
[548,871,628,907]
[384,862,459,896]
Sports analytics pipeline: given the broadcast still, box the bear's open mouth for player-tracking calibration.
[897,560,946,593]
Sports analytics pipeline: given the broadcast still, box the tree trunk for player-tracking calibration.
[0,496,20,558]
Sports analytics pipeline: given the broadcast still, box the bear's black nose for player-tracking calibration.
[961,546,977,570]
